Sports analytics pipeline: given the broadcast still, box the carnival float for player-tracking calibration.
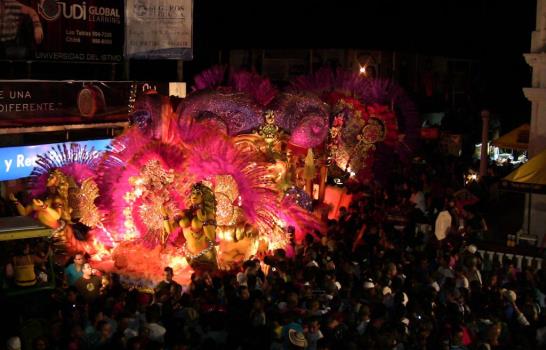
[10,67,420,286]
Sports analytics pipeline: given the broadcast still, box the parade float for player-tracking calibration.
[12,67,420,286]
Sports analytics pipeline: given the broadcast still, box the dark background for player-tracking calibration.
[0,1,537,131]
[183,0,535,132]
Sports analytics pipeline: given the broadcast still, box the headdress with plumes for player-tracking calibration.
[95,127,188,247]
[190,182,216,215]
[229,70,277,107]
[97,92,323,251]
[193,65,228,91]
[29,143,102,198]
[289,67,420,182]
[192,65,277,107]
[290,67,419,156]
[179,120,323,248]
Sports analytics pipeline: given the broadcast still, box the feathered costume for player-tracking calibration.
[22,65,419,284]
[26,143,103,255]
[89,80,323,278]
[290,67,420,183]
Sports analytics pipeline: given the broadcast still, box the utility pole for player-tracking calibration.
[479,109,490,177]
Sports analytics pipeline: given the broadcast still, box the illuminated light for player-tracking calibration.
[217,227,234,242]
[167,255,189,270]
[124,192,134,202]
[359,65,367,75]
[0,139,111,181]
[223,233,234,242]
[90,236,112,261]
[464,173,479,185]
[96,223,117,247]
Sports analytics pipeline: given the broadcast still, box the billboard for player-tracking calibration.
[0,80,167,128]
[0,138,111,181]
[125,0,193,60]
[0,0,124,62]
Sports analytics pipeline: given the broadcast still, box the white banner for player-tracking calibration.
[125,0,193,59]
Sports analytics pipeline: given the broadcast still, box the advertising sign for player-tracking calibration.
[125,0,192,60]
[0,80,166,128]
[0,0,124,62]
[0,139,111,181]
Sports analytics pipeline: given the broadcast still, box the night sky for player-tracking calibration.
[191,0,536,130]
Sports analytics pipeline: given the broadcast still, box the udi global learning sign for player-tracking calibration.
[0,139,111,181]
[0,0,124,62]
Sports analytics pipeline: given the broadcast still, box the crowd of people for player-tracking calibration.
[0,155,542,350]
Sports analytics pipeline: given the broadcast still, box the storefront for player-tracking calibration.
[0,80,139,208]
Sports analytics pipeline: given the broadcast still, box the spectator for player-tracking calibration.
[144,304,166,343]
[288,328,308,349]
[74,263,102,303]
[5,241,47,287]
[154,266,181,302]
[65,252,86,287]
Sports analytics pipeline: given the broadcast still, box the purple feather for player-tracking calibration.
[269,92,330,148]
[29,143,102,198]
[289,68,420,160]
[176,89,264,135]
[193,65,227,91]
[230,70,277,106]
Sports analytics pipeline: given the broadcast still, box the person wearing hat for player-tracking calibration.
[288,328,308,349]
[362,278,378,304]
[501,288,530,327]
[281,313,306,350]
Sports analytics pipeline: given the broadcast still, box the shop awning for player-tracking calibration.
[501,148,546,194]
[0,121,128,135]
[0,216,51,241]
[491,123,529,151]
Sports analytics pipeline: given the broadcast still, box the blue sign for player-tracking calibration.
[0,139,111,181]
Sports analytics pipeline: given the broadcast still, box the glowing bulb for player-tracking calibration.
[359,65,367,75]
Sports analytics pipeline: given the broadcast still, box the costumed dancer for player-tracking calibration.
[9,144,103,257]
[164,182,218,271]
